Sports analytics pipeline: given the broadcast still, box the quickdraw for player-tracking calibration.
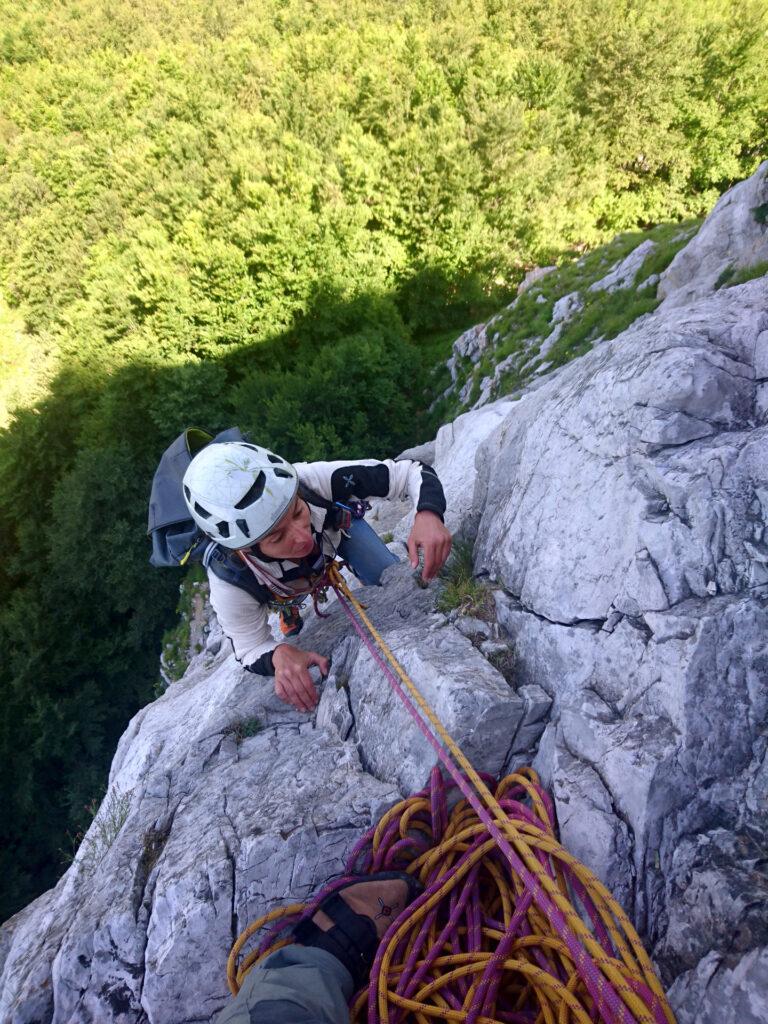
[334,499,373,533]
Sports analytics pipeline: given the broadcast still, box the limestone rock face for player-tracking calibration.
[0,564,522,1024]
[667,947,768,1024]
[472,283,768,621]
[0,629,402,1024]
[3,165,768,1024]
[431,401,516,536]
[659,159,768,308]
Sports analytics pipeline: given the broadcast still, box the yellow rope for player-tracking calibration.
[225,564,676,1024]
[327,565,673,1024]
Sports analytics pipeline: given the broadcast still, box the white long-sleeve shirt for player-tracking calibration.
[207,457,445,672]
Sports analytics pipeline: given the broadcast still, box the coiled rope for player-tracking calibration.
[227,563,676,1024]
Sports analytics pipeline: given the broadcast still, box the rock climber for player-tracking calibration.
[182,442,452,711]
[214,872,422,1024]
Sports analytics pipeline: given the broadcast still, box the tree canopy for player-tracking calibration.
[1,0,766,921]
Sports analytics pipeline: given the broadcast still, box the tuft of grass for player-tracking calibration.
[138,824,172,880]
[225,717,263,744]
[62,786,131,874]
[381,531,394,543]
[486,646,516,684]
[159,564,207,684]
[718,260,768,289]
[437,541,493,618]
[752,202,768,226]
[714,264,736,289]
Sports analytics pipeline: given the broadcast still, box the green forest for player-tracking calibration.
[0,0,766,921]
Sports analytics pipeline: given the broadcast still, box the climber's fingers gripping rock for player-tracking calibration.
[407,510,453,582]
[272,644,329,712]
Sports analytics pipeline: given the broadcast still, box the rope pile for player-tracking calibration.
[227,564,676,1023]
[228,767,674,1024]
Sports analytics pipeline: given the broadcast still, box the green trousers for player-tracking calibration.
[214,945,353,1024]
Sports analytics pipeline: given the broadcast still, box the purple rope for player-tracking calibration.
[331,582,666,1024]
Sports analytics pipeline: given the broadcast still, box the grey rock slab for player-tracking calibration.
[316,678,354,740]
[498,586,768,969]
[471,375,493,409]
[533,728,635,913]
[518,266,556,294]
[754,329,768,379]
[589,239,656,293]
[446,323,490,387]
[472,282,768,623]
[454,615,491,640]
[453,322,490,362]
[431,400,516,537]
[507,683,552,758]
[537,323,564,360]
[365,496,411,537]
[295,569,525,793]
[659,160,768,309]
[345,624,525,794]
[0,632,399,1023]
[293,561,439,661]
[551,290,583,324]
[395,440,436,465]
[669,946,768,1024]
[657,829,768,976]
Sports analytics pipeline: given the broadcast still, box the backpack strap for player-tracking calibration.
[204,543,273,603]
[298,482,336,526]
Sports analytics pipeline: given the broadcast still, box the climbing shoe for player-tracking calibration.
[278,604,304,638]
[293,872,422,990]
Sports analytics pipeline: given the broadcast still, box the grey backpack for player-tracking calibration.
[146,426,245,567]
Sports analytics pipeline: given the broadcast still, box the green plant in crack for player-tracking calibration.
[224,717,263,744]
[488,220,701,395]
[159,564,208,685]
[437,540,493,618]
[715,260,768,290]
[62,785,131,874]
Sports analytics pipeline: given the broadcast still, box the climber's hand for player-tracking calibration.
[272,645,329,712]
[407,511,453,582]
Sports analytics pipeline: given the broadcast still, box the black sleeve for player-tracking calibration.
[330,463,391,502]
[414,463,446,521]
[329,461,446,521]
[245,650,276,676]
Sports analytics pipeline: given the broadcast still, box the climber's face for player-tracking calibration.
[257,497,315,560]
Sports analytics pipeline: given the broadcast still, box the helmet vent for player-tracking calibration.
[184,485,191,500]
[273,467,292,479]
[217,521,231,538]
[193,502,211,519]
[267,453,283,464]
[234,470,266,509]
[236,518,250,537]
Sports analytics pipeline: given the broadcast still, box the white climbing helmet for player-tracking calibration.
[182,441,298,548]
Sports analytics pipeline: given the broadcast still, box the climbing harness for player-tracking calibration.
[234,498,372,616]
[236,550,341,620]
[226,564,676,1024]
